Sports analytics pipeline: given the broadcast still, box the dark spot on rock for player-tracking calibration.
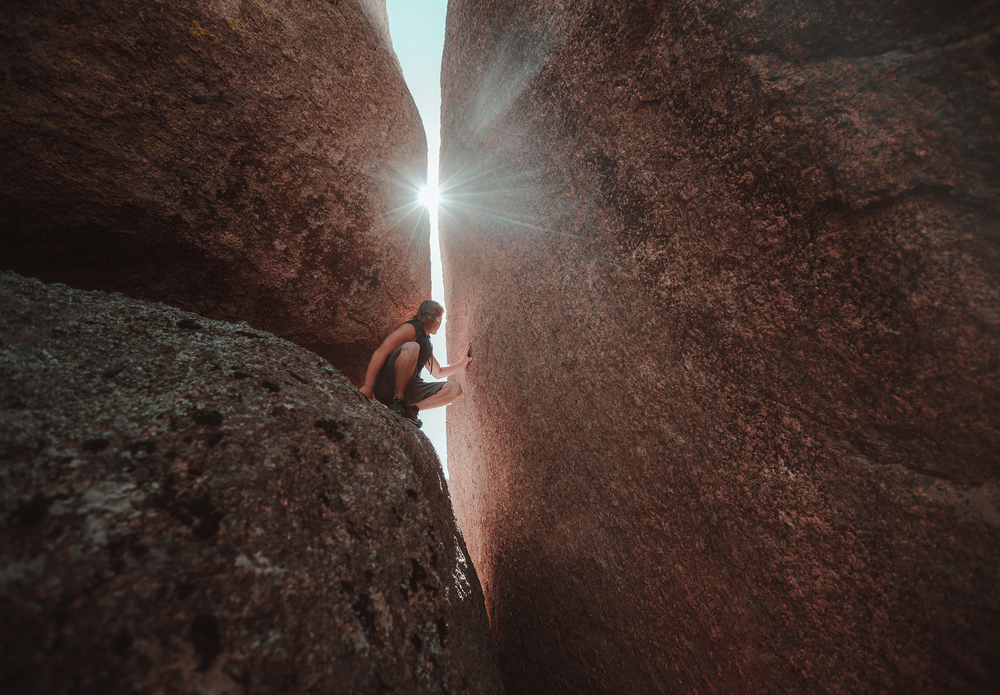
[236,330,265,339]
[261,380,281,393]
[231,370,252,379]
[182,435,193,444]
[222,659,246,683]
[340,580,354,594]
[189,496,224,539]
[351,593,377,634]
[54,597,74,627]
[410,633,423,651]
[436,618,448,648]
[111,629,132,655]
[192,409,223,426]
[11,493,53,527]
[101,364,125,379]
[350,447,359,459]
[406,488,418,500]
[205,431,225,448]
[314,419,345,441]
[270,406,286,417]
[317,490,331,507]
[409,559,428,594]
[109,534,149,563]
[125,440,156,455]
[3,394,26,409]
[82,437,109,453]
[176,318,203,330]
[191,614,223,671]
[285,369,309,384]
[176,583,196,599]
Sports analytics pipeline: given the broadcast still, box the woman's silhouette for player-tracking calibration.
[359,300,471,427]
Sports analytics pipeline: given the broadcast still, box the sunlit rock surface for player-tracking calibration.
[0,272,504,694]
[0,0,430,384]
[439,1,1000,693]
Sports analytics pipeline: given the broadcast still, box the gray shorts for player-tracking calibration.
[373,345,444,406]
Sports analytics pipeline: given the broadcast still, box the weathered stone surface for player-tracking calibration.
[0,272,504,694]
[440,1,1000,693]
[0,0,430,385]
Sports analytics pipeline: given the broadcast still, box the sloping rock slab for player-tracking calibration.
[0,272,503,695]
[0,0,430,384]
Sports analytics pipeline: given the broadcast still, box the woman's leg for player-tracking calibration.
[413,381,463,410]
[393,343,420,399]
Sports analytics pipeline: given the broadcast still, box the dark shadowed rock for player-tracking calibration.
[0,0,430,385]
[0,272,504,694]
[439,1,1000,693]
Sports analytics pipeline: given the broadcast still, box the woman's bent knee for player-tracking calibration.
[399,341,419,355]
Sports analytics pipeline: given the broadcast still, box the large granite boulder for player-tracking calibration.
[0,272,504,694]
[0,0,430,384]
[439,1,1000,693]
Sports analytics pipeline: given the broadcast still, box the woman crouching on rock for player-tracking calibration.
[359,300,471,427]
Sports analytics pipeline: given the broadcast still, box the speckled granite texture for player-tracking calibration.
[439,1,1000,693]
[0,0,430,384]
[0,272,504,695]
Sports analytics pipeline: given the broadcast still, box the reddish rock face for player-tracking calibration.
[440,1,1000,693]
[0,0,430,385]
[0,272,504,694]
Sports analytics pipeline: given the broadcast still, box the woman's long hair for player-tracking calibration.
[413,300,444,329]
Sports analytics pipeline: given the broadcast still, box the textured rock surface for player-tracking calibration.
[440,1,1000,693]
[0,272,504,694]
[0,0,430,384]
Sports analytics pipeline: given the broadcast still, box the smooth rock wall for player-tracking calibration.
[0,272,504,694]
[439,1,1000,693]
[0,0,430,384]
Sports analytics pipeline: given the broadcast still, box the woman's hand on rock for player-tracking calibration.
[360,384,374,399]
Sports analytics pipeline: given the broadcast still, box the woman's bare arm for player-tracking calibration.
[428,343,472,380]
[359,323,417,398]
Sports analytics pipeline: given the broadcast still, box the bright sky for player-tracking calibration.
[385,0,451,475]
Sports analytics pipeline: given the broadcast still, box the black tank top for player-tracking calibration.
[405,319,433,375]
